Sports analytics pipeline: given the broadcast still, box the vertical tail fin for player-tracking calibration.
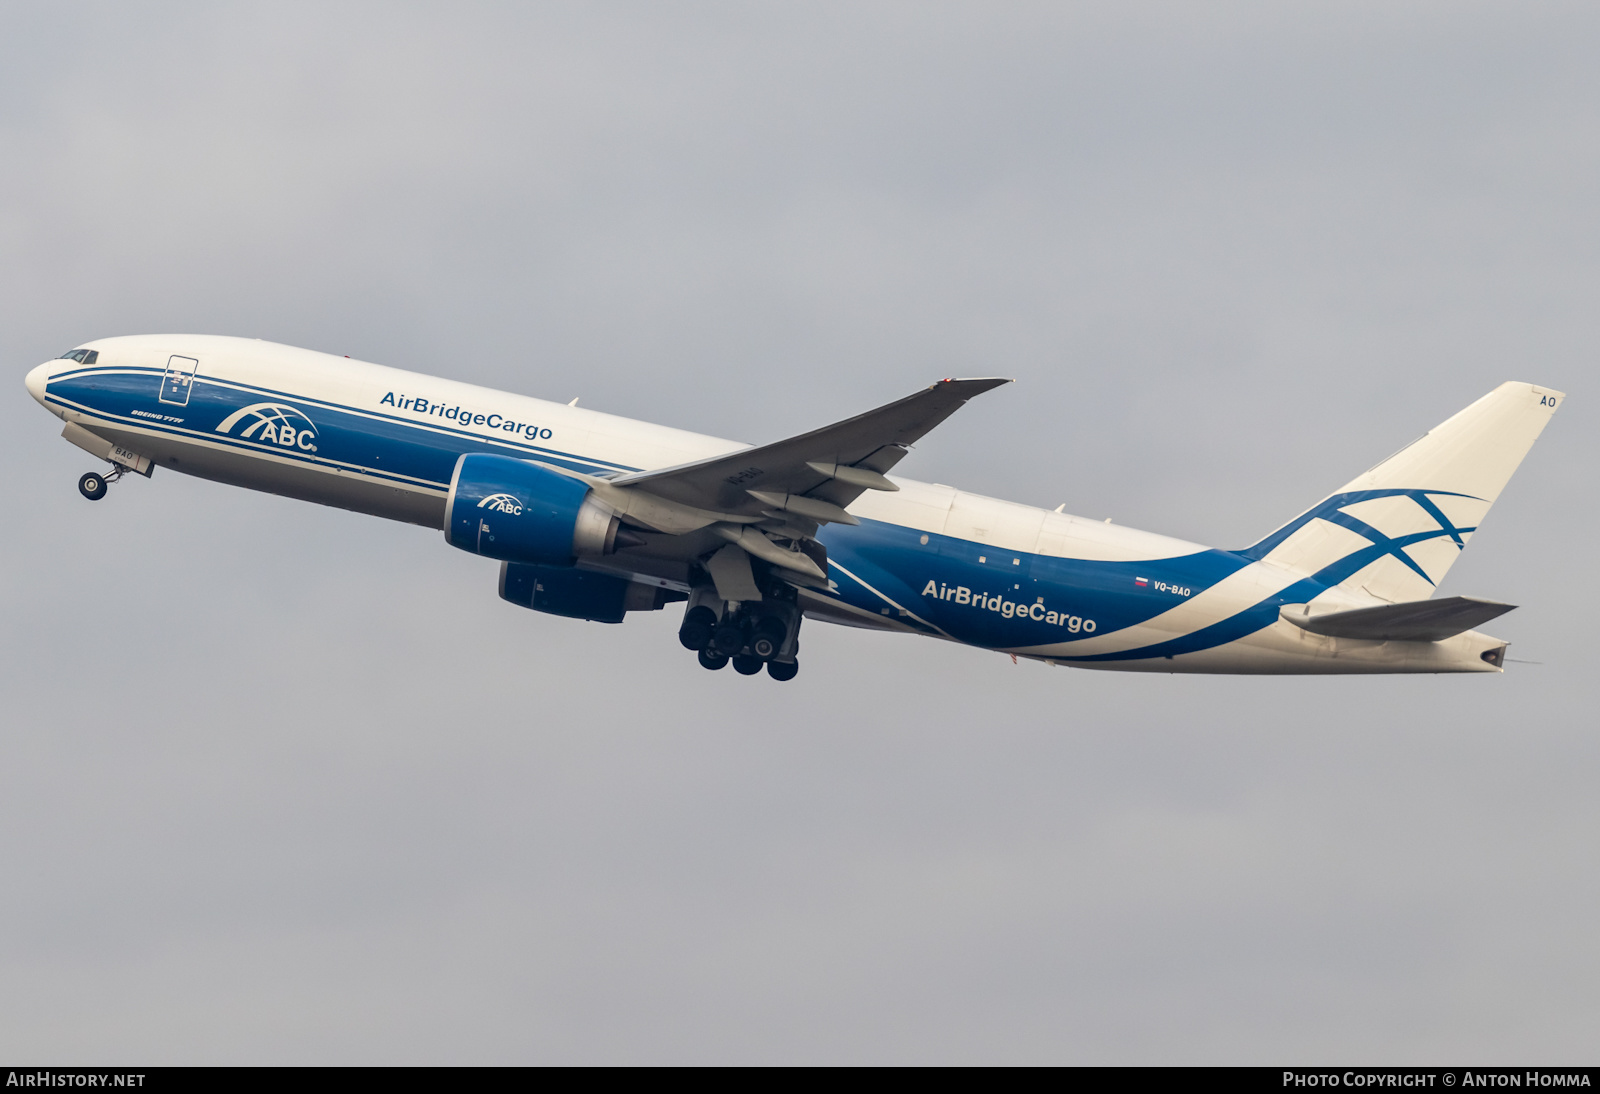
[1244,382,1564,602]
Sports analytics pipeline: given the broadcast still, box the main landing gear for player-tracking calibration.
[679,582,803,681]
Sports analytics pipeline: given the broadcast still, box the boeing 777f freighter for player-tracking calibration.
[25,336,1563,680]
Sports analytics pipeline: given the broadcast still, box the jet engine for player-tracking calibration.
[444,453,635,564]
[499,562,684,623]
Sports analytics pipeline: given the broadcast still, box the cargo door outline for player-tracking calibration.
[159,356,200,406]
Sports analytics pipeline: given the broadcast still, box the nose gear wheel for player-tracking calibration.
[78,472,108,501]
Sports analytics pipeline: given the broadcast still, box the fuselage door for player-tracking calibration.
[159,356,200,406]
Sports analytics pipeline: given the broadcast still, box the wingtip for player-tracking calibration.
[934,376,1015,390]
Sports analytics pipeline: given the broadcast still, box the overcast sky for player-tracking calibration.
[2,1,1596,1064]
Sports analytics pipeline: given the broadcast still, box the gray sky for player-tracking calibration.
[2,1,1595,1064]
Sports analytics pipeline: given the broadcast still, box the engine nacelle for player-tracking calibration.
[444,453,621,564]
[499,562,684,623]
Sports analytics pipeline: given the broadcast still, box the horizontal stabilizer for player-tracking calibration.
[1281,596,1516,642]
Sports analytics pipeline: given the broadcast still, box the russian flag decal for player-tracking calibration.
[1135,576,1148,587]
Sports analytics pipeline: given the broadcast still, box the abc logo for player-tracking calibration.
[477,493,524,516]
[215,403,319,452]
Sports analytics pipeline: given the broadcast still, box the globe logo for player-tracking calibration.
[215,402,319,453]
[477,493,523,515]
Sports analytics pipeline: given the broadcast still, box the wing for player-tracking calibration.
[534,377,1010,598]
[1281,596,1516,642]
[608,377,1012,521]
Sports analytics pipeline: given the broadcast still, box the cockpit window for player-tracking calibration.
[56,349,98,364]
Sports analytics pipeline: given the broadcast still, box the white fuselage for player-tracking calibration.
[26,335,1513,674]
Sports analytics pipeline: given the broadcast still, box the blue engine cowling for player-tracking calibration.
[444,453,621,564]
[499,562,682,623]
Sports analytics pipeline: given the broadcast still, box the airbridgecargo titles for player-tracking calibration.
[26,334,1563,681]
[920,581,1095,632]
[379,390,553,442]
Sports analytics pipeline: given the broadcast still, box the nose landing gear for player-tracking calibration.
[77,457,136,501]
[78,470,110,500]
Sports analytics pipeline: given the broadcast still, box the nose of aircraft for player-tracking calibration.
[25,361,51,406]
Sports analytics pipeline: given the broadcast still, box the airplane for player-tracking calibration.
[25,335,1563,680]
